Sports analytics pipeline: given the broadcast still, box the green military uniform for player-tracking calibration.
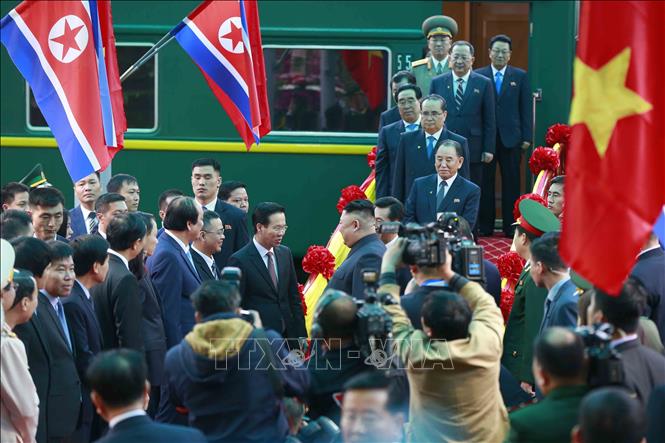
[411,15,458,95]
[501,200,561,384]
[504,385,588,443]
[19,163,50,188]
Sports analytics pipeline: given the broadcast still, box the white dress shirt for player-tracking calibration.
[107,249,129,270]
[452,70,471,94]
[253,237,278,282]
[165,230,190,255]
[80,206,95,234]
[192,245,215,276]
[108,409,146,429]
[436,173,458,201]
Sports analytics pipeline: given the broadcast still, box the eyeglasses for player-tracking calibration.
[203,229,225,237]
[421,111,443,118]
[491,49,511,55]
[270,225,288,233]
[450,54,471,61]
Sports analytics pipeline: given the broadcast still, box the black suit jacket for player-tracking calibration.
[14,293,81,442]
[190,247,218,281]
[138,275,167,386]
[95,415,207,443]
[631,247,665,343]
[378,106,400,132]
[476,65,532,147]
[327,234,386,300]
[392,128,470,202]
[91,254,144,351]
[228,241,307,338]
[430,71,496,162]
[376,119,407,198]
[615,338,665,408]
[212,199,250,269]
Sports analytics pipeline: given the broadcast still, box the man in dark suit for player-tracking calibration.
[191,210,224,281]
[92,213,145,352]
[147,196,203,349]
[529,232,578,334]
[631,234,665,342]
[392,94,470,202]
[327,200,386,300]
[405,139,480,228]
[505,328,588,443]
[191,158,249,269]
[376,84,422,199]
[94,193,128,240]
[14,239,82,443]
[70,172,102,238]
[64,234,109,442]
[87,349,206,443]
[229,202,306,339]
[589,279,665,408]
[430,41,496,192]
[378,70,416,132]
[29,186,69,242]
[476,35,532,236]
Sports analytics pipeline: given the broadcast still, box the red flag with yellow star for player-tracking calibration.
[561,0,665,293]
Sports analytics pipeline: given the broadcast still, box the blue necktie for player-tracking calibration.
[186,249,196,271]
[495,71,503,95]
[56,299,72,352]
[426,135,436,159]
[436,181,448,210]
[406,123,418,132]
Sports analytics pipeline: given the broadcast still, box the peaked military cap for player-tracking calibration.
[570,270,593,291]
[513,199,560,237]
[422,15,459,39]
[19,163,51,188]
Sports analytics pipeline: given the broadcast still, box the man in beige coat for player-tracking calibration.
[378,238,508,442]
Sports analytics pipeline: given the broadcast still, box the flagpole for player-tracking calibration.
[120,31,175,83]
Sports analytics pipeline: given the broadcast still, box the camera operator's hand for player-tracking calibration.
[381,237,407,273]
[441,248,455,282]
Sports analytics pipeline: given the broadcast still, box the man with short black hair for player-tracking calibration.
[147,196,203,348]
[107,174,140,212]
[95,193,128,239]
[87,349,206,443]
[341,371,407,443]
[374,197,405,246]
[160,280,309,441]
[64,234,109,441]
[547,175,565,219]
[70,172,103,238]
[505,327,588,443]
[14,240,82,442]
[190,210,224,281]
[157,189,184,227]
[327,200,386,300]
[1,209,34,240]
[29,187,67,241]
[229,202,306,339]
[1,182,30,212]
[378,70,417,131]
[92,213,145,351]
[191,158,249,269]
[588,278,665,407]
[572,387,646,443]
[376,83,422,199]
[476,34,532,237]
[404,139,480,227]
[218,180,249,213]
[393,94,471,202]
[530,231,578,333]
[9,237,50,289]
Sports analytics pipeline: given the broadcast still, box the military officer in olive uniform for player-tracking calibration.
[502,199,561,394]
[410,15,459,95]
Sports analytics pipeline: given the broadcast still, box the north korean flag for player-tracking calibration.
[172,0,271,149]
[1,0,126,182]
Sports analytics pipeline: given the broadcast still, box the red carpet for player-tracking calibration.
[478,233,513,265]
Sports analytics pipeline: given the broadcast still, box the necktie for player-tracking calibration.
[455,78,464,110]
[540,298,552,333]
[426,136,436,160]
[406,123,418,132]
[185,249,196,272]
[87,212,99,234]
[495,71,503,95]
[436,180,448,210]
[435,62,443,75]
[211,261,219,279]
[266,251,278,288]
[56,299,72,352]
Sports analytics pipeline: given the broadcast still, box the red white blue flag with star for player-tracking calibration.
[171,0,271,150]
[1,0,126,182]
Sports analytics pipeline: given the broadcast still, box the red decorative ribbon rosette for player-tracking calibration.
[302,245,336,280]
[500,287,515,324]
[545,123,571,147]
[297,283,307,317]
[513,193,547,221]
[529,147,560,175]
[497,251,525,284]
[367,146,377,169]
[336,185,367,214]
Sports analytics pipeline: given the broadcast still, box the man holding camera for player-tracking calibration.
[378,238,508,443]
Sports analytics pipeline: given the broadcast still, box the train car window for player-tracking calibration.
[27,43,157,132]
[264,46,390,134]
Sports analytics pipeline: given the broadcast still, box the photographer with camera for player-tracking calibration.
[378,237,508,442]
[160,280,310,442]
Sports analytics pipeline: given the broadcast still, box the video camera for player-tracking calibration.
[220,267,256,325]
[575,322,624,388]
[354,270,394,362]
[378,212,485,282]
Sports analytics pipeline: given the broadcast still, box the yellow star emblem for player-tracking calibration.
[569,47,652,157]
[367,50,383,69]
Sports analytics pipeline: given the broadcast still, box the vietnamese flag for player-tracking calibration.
[342,50,386,110]
[561,1,665,293]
